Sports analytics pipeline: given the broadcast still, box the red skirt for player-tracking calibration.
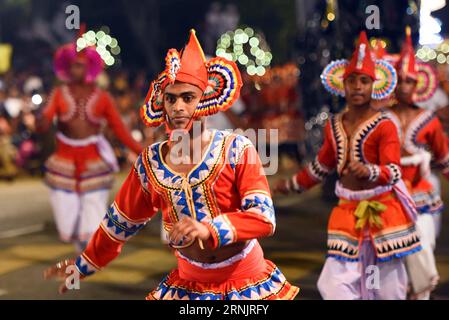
[44,135,114,193]
[407,179,443,215]
[328,186,421,262]
[146,242,299,300]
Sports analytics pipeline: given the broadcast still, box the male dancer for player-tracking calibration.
[387,27,449,299]
[275,31,421,300]
[45,30,299,300]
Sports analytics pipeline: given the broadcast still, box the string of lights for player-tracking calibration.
[76,26,120,67]
[216,26,272,76]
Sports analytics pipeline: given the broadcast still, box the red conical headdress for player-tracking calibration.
[141,29,242,128]
[173,30,209,91]
[321,31,398,100]
[395,26,418,80]
[343,31,376,80]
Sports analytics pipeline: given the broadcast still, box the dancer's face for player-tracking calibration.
[395,76,417,104]
[70,59,87,83]
[344,73,373,107]
[164,82,203,129]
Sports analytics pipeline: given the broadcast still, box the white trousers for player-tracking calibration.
[317,240,408,300]
[405,214,440,300]
[49,189,109,243]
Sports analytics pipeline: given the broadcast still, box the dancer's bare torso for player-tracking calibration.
[58,84,100,139]
[339,108,384,191]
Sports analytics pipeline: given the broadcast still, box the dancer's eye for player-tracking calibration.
[361,78,370,85]
[183,95,194,103]
[165,95,176,104]
[346,76,356,84]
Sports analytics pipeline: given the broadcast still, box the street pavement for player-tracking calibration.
[0,172,448,300]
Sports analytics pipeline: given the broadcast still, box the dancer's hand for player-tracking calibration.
[274,179,290,195]
[347,161,370,179]
[43,258,82,294]
[169,217,211,247]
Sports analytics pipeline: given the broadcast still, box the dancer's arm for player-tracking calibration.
[102,92,143,154]
[427,116,449,179]
[276,120,336,194]
[44,154,159,293]
[36,88,60,132]
[365,120,402,185]
[74,154,158,276]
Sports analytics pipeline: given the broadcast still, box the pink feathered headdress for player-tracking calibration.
[53,25,104,83]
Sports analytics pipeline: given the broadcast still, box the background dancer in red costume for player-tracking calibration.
[37,27,142,253]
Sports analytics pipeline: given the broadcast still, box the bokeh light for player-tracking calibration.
[216,26,272,76]
[417,40,449,64]
[76,26,120,67]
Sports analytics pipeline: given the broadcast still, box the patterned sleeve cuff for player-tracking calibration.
[203,222,219,249]
[203,216,236,249]
[75,254,100,277]
[307,157,330,182]
[367,164,381,182]
[241,193,276,228]
[289,175,305,193]
[101,203,148,242]
[386,163,401,185]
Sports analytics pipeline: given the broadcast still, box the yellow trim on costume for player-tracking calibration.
[200,184,213,217]
[145,147,180,191]
[327,229,360,242]
[158,129,217,179]
[81,252,101,271]
[112,201,148,224]
[237,267,280,292]
[371,222,416,237]
[221,214,237,242]
[279,285,300,300]
[99,223,126,244]
[160,281,227,295]
[243,190,271,197]
[166,191,180,223]
[235,144,252,165]
[192,136,227,187]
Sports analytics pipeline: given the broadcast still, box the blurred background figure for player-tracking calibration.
[35,27,143,254]
[0,84,18,181]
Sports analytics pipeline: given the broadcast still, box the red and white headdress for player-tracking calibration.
[393,26,438,102]
[320,31,397,100]
[141,29,242,128]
